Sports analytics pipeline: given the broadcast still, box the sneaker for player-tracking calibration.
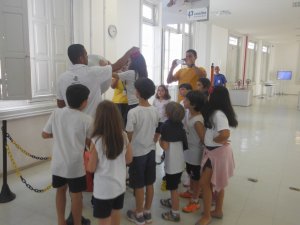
[161,210,180,222]
[144,212,152,223]
[161,180,167,191]
[127,210,145,225]
[179,190,192,198]
[182,201,200,213]
[66,213,91,225]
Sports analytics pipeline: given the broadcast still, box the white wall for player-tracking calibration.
[271,43,300,95]
[0,114,52,174]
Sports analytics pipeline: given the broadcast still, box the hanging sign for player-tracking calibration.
[187,7,209,21]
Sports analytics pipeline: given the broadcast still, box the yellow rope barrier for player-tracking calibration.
[6,144,52,193]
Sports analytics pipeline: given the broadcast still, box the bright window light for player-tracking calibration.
[248,42,255,49]
[143,4,153,20]
[167,24,178,30]
[229,37,238,46]
[262,46,268,53]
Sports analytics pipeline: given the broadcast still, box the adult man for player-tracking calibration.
[167,49,207,101]
[57,44,138,116]
[213,66,227,87]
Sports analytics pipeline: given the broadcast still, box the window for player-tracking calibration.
[246,41,257,82]
[141,1,160,84]
[162,23,192,85]
[261,44,270,81]
[226,35,242,82]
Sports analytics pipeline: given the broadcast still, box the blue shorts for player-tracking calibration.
[129,150,156,189]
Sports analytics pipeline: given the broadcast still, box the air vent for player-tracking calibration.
[292,1,300,7]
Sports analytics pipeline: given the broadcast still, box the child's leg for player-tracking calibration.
[211,189,224,217]
[56,184,68,225]
[197,168,213,225]
[144,184,154,211]
[70,192,83,225]
[135,187,145,214]
[111,209,121,225]
[98,217,111,225]
[170,189,179,211]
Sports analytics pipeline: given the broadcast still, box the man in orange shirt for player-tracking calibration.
[167,49,207,101]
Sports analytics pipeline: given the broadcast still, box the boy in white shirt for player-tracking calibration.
[42,84,92,225]
[126,78,159,225]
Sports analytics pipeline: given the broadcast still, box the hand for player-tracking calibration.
[171,59,178,68]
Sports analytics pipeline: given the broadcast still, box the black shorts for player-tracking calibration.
[116,103,128,127]
[52,175,86,193]
[186,163,201,181]
[93,193,125,218]
[129,150,156,189]
[165,172,182,190]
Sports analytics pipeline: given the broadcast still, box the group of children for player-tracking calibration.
[43,47,237,225]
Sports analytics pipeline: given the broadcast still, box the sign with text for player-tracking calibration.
[187,7,209,21]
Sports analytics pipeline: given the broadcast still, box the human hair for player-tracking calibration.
[198,77,211,89]
[155,85,171,100]
[134,77,155,100]
[66,84,90,109]
[185,90,207,112]
[204,86,238,128]
[186,49,197,58]
[128,52,148,78]
[92,100,124,160]
[68,44,85,64]
[179,83,192,91]
[165,102,185,122]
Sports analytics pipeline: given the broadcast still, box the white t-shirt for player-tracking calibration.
[204,110,230,147]
[184,114,204,165]
[93,133,128,199]
[152,99,170,122]
[56,64,112,117]
[117,70,139,105]
[165,142,185,174]
[126,106,159,157]
[43,107,92,178]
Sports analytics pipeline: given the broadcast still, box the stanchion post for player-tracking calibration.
[0,120,16,203]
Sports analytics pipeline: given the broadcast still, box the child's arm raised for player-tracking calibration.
[87,142,98,173]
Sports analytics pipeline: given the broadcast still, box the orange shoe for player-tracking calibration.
[182,201,200,213]
[179,190,192,198]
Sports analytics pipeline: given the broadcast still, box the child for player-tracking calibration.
[197,77,211,97]
[153,84,171,137]
[180,91,206,213]
[178,83,192,106]
[42,84,92,225]
[114,51,148,111]
[195,86,237,225]
[87,100,133,225]
[126,78,159,225]
[159,102,188,222]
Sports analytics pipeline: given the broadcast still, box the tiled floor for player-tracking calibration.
[1,95,300,225]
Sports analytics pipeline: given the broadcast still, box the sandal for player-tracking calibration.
[160,198,172,208]
[162,210,180,222]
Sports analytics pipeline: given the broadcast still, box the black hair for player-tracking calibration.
[68,44,85,64]
[186,49,197,58]
[66,84,90,109]
[185,90,206,112]
[134,78,155,100]
[204,86,238,128]
[129,53,148,78]
[198,77,211,89]
[179,83,193,90]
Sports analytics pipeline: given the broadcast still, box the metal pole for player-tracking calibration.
[0,120,16,203]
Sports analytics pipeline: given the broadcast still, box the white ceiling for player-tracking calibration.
[162,0,300,44]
